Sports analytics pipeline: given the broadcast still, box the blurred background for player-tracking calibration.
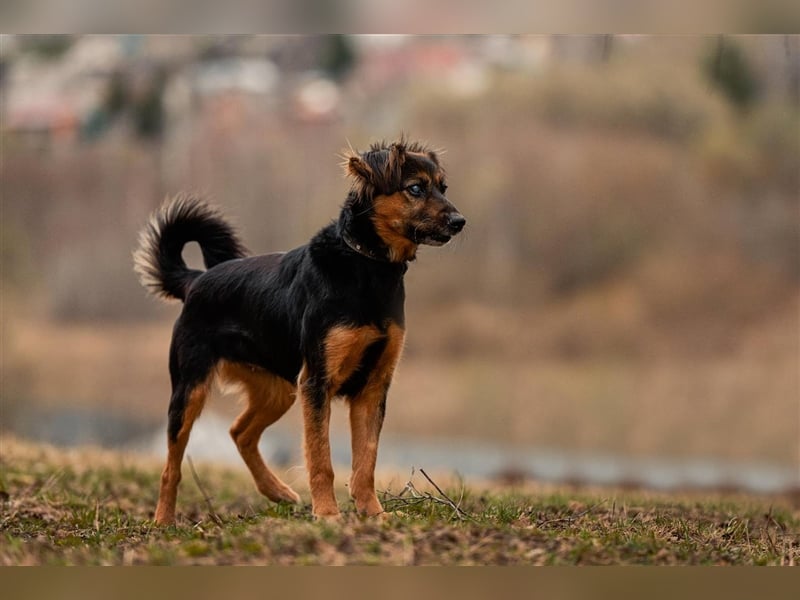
[2,35,798,492]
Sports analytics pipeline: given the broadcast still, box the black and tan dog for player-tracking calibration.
[134,138,465,524]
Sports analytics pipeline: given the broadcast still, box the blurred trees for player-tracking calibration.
[2,35,797,359]
[705,36,760,110]
[17,34,73,59]
[98,67,166,139]
[319,35,356,81]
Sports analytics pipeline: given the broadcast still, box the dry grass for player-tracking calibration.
[1,437,798,566]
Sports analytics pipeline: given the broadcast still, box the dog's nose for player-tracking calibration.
[447,213,466,233]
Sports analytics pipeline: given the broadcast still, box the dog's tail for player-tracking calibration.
[133,193,248,302]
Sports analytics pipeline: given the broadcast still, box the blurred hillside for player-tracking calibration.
[3,35,798,349]
[2,35,798,468]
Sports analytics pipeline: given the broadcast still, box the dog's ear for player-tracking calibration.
[342,139,408,195]
[385,140,407,187]
[344,152,373,183]
[342,149,378,205]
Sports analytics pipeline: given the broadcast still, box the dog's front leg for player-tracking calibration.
[298,367,340,519]
[349,324,404,517]
[348,387,386,516]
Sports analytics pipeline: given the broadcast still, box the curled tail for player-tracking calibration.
[133,193,247,302]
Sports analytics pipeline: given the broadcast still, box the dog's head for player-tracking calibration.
[343,138,466,262]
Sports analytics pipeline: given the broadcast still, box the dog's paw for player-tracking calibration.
[371,511,394,524]
[353,497,384,518]
[381,510,405,519]
[153,506,177,527]
[265,483,301,505]
[366,510,401,524]
[275,486,301,504]
[313,512,343,523]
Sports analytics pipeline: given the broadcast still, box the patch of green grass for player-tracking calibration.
[182,540,211,558]
[1,438,798,565]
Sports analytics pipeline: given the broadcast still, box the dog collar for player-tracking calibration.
[341,230,389,262]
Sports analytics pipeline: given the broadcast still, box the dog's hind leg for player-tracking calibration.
[154,331,215,526]
[154,378,211,526]
[222,362,300,505]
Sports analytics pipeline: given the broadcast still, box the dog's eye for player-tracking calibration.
[440,183,448,194]
[407,184,425,197]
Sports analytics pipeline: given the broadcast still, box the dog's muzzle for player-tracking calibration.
[420,212,466,246]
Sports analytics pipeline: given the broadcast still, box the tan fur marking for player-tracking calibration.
[345,154,371,181]
[348,401,383,515]
[406,172,431,186]
[219,361,300,504]
[154,378,211,525]
[348,323,405,515]
[298,364,340,518]
[303,324,406,518]
[371,192,418,262]
[324,325,383,392]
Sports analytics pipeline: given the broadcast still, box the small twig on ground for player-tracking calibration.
[763,527,780,555]
[537,503,603,528]
[381,467,473,521]
[418,468,471,520]
[187,455,223,526]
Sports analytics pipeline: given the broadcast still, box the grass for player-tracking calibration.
[1,437,798,566]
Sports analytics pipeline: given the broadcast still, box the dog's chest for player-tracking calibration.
[323,322,405,398]
[319,261,406,326]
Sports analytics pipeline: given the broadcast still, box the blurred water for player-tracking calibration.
[7,407,797,495]
[8,404,156,448]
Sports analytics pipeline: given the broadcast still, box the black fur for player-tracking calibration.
[133,192,247,301]
[161,219,409,439]
[135,139,465,482]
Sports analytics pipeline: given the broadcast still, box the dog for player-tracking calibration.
[133,138,465,524]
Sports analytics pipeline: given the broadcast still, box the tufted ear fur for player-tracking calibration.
[384,140,407,188]
[345,153,373,182]
[341,149,378,204]
[342,139,411,200]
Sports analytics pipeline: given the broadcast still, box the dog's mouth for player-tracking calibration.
[418,232,452,246]
[410,213,465,247]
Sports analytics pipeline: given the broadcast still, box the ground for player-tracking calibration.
[1,437,797,566]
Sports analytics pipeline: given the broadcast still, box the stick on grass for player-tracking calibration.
[187,455,223,526]
[381,467,473,521]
